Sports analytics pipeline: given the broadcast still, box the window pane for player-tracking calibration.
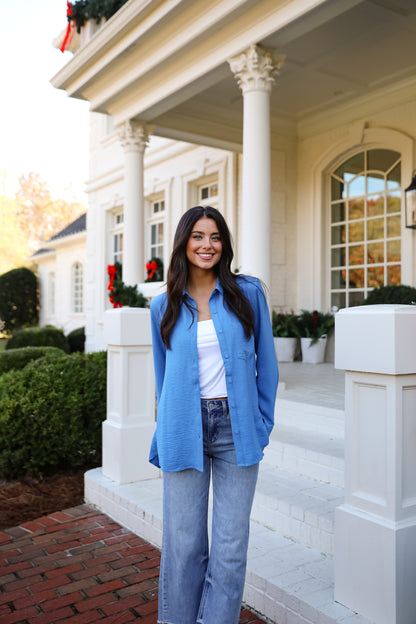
[331,247,345,266]
[367,173,384,195]
[331,270,346,289]
[331,225,345,245]
[151,224,157,245]
[367,218,384,240]
[335,152,364,180]
[348,175,365,198]
[331,177,345,201]
[349,244,364,266]
[331,292,346,310]
[387,191,401,214]
[331,202,345,222]
[367,266,384,288]
[348,221,364,243]
[387,214,401,238]
[387,163,401,189]
[367,149,400,172]
[210,184,218,197]
[349,268,364,288]
[367,195,384,217]
[349,291,365,307]
[158,222,164,243]
[348,199,364,220]
[367,242,384,264]
[201,187,209,200]
[387,265,401,286]
[387,239,400,262]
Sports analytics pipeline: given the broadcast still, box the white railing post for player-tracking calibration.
[102,308,158,484]
[334,304,416,624]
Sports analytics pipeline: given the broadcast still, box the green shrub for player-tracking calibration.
[0,267,38,333]
[6,326,69,352]
[0,351,107,479]
[0,346,63,375]
[362,285,416,305]
[67,326,85,353]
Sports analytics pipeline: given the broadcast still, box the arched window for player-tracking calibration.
[330,149,401,308]
[72,262,84,313]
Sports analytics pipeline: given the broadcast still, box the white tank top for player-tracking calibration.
[197,319,227,399]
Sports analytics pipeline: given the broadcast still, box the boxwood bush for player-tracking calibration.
[0,351,107,479]
[362,285,416,305]
[0,346,63,376]
[6,326,69,352]
[67,326,85,353]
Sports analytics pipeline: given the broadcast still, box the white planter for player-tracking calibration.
[300,336,327,364]
[274,337,298,362]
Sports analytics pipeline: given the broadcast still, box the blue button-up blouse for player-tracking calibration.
[149,276,279,472]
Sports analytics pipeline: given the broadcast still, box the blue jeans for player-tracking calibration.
[158,399,259,624]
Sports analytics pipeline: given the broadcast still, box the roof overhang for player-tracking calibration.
[51,0,416,144]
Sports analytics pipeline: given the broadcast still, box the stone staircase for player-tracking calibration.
[85,391,373,623]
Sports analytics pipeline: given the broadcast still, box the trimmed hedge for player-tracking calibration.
[68,326,85,353]
[0,346,63,376]
[362,285,416,305]
[0,351,107,479]
[0,267,38,332]
[6,326,69,352]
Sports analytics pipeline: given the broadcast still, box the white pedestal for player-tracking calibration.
[103,308,158,484]
[335,305,416,624]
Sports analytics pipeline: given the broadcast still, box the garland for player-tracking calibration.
[107,263,147,308]
[61,0,129,51]
[145,257,164,282]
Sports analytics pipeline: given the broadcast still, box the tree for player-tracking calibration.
[15,172,85,254]
[0,197,30,274]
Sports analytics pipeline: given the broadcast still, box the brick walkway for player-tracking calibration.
[0,505,267,624]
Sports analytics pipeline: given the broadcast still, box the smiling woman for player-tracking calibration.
[148,205,278,624]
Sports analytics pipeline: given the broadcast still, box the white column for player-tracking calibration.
[335,304,416,624]
[117,120,149,286]
[102,308,158,484]
[229,45,284,290]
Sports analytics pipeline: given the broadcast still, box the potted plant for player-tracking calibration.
[271,311,301,362]
[298,310,335,364]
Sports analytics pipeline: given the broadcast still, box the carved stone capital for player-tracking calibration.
[117,120,149,152]
[229,45,285,95]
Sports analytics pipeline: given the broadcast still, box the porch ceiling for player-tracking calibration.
[52,0,416,146]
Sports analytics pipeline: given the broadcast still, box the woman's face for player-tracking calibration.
[186,217,222,272]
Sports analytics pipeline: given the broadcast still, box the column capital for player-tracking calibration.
[117,120,149,152]
[229,45,285,95]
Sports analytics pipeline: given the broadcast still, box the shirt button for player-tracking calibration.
[235,429,240,434]
[225,354,229,359]
[229,378,233,384]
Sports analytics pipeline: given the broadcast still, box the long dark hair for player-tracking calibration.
[160,206,255,348]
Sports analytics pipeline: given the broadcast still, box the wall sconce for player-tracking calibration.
[405,170,416,229]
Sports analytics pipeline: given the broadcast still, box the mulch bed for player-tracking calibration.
[0,470,85,531]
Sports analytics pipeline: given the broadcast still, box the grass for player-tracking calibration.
[0,338,8,352]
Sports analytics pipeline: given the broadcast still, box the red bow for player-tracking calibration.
[60,1,75,53]
[107,265,122,308]
[146,260,157,280]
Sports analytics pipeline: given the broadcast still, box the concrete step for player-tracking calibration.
[276,398,345,439]
[253,466,343,555]
[85,468,370,624]
[265,424,344,488]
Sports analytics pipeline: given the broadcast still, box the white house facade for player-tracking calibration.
[51,0,416,353]
[34,213,87,334]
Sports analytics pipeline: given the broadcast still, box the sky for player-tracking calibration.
[1,1,90,204]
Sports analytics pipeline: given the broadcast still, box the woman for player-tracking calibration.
[149,206,278,624]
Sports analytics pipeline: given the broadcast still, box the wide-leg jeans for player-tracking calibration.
[158,398,259,624]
